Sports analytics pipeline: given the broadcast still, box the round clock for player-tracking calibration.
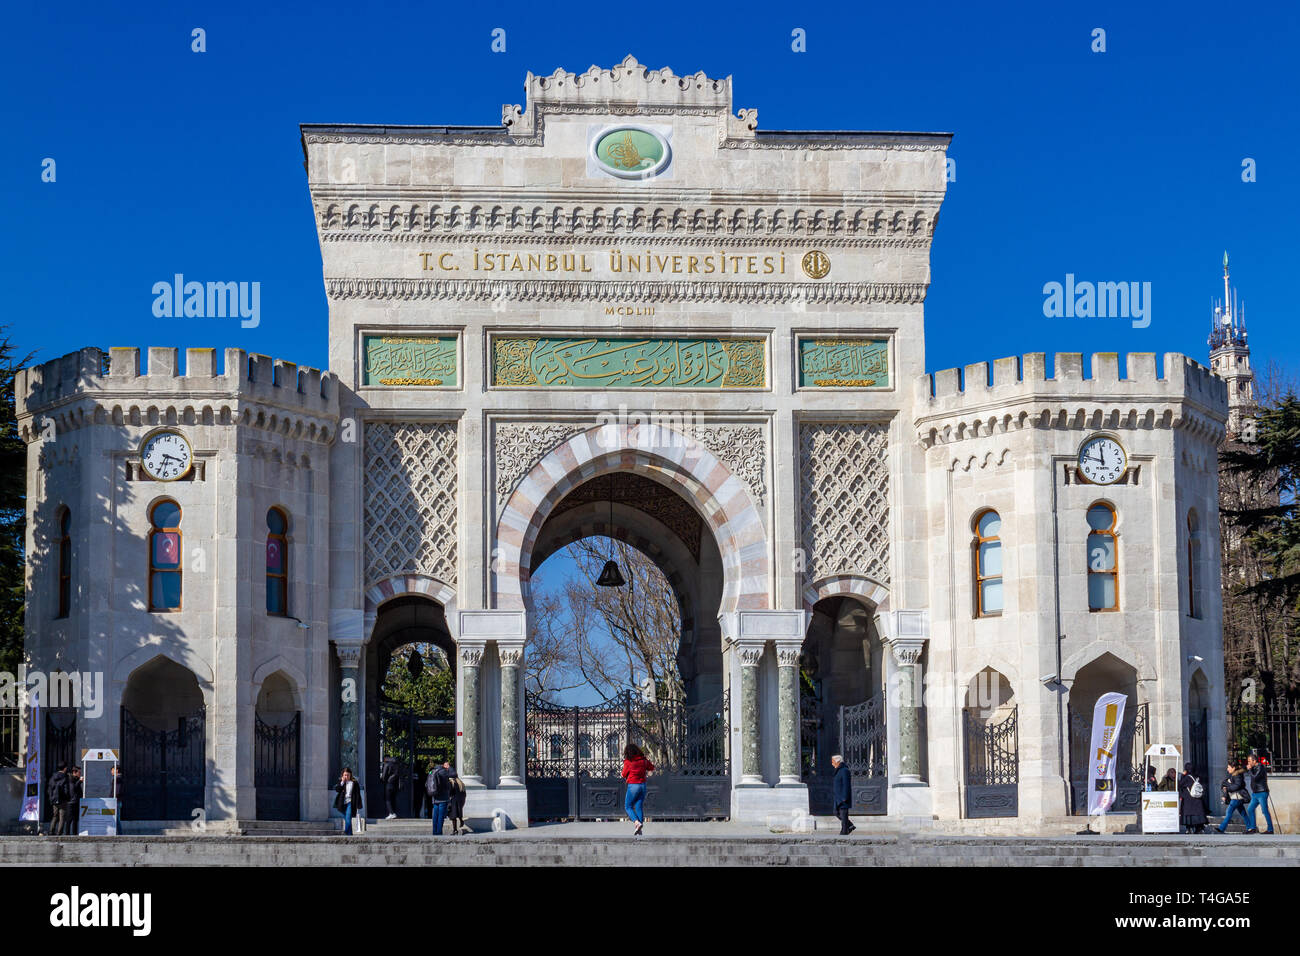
[1078,435,1127,485]
[140,430,193,482]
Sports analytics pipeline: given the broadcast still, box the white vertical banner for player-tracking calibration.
[19,694,41,822]
[1086,692,1128,816]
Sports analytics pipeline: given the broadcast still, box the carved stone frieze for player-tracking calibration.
[800,422,891,586]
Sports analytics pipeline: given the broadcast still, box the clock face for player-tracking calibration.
[1078,436,1127,485]
[141,431,193,482]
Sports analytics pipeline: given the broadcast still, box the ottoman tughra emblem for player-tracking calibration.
[801,250,831,280]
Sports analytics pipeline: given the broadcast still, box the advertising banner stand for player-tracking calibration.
[78,748,120,836]
[1141,744,1181,834]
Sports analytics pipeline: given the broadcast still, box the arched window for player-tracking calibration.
[266,507,288,616]
[605,733,620,760]
[1087,503,1118,611]
[57,507,71,618]
[1187,510,1203,619]
[973,510,1003,617]
[149,500,182,612]
[549,734,563,760]
[578,733,593,760]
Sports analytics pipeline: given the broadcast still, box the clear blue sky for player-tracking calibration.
[3,1,1295,374]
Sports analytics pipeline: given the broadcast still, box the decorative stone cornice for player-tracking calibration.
[326,277,928,305]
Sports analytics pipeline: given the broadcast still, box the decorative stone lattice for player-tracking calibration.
[682,424,767,507]
[364,422,458,586]
[799,423,890,586]
[494,422,590,509]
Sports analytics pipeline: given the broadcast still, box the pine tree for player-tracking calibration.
[0,332,29,677]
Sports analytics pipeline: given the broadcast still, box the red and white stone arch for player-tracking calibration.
[802,574,889,614]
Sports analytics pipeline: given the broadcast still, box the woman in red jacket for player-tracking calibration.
[621,743,655,836]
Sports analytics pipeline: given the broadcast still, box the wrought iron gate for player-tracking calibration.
[1188,708,1209,783]
[379,704,456,817]
[255,713,300,821]
[43,710,77,820]
[1069,701,1148,814]
[120,706,206,820]
[839,697,888,815]
[963,706,1019,818]
[525,690,730,821]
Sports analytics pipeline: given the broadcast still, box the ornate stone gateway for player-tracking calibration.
[119,707,206,821]
[963,707,1019,819]
[524,690,730,820]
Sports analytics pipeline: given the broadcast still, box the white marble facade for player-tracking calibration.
[16,57,1228,828]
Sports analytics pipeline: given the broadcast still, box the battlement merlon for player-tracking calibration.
[913,352,1229,446]
[16,346,340,427]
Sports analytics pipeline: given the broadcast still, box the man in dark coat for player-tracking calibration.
[47,763,72,837]
[1177,763,1208,833]
[1244,753,1274,834]
[426,760,452,836]
[380,757,400,820]
[66,767,83,835]
[831,754,855,835]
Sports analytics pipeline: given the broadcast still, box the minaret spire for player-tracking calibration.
[1208,250,1255,439]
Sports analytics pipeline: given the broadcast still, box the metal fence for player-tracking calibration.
[0,707,19,767]
[1227,700,1300,773]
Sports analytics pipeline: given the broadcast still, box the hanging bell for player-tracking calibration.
[596,559,626,588]
[406,647,424,680]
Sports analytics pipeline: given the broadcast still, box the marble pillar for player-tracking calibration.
[738,642,763,784]
[459,640,485,786]
[498,640,524,787]
[775,641,802,785]
[888,637,927,784]
[334,640,363,776]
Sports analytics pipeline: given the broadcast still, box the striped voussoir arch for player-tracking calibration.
[495,423,769,613]
[802,574,889,613]
[363,574,457,640]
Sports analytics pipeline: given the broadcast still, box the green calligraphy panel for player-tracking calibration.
[363,335,458,387]
[798,338,890,388]
[492,336,766,389]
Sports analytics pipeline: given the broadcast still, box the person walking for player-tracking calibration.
[47,763,73,837]
[446,764,468,835]
[334,768,363,836]
[66,766,84,836]
[1243,752,1275,834]
[621,743,654,836]
[1214,760,1250,833]
[1178,763,1208,834]
[832,754,855,835]
[426,759,452,835]
[380,756,400,820]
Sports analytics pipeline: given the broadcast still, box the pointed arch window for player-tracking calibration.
[149,499,182,612]
[1087,503,1118,611]
[1187,509,1203,619]
[56,507,72,618]
[266,507,289,616]
[973,509,1003,617]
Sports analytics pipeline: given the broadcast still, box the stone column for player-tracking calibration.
[775,641,802,786]
[498,640,524,787]
[333,640,363,775]
[458,640,485,787]
[737,642,764,785]
[888,637,927,784]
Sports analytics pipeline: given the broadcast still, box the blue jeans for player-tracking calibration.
[625,783,646,824]
[431,800,448,835]
[1217,799,1249,831]
[343,801,353,835]
[1245,792,1274,832]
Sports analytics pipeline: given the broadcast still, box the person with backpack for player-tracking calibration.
[445,763,468,835]
[1214,759,1250,833]
[426,759,452,835]
[1178,763,1208,834]
[621,743,655,836]
[47,763,73,837]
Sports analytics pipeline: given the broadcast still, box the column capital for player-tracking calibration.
[887,637,927,667]
[458,640,487,667]
[498,640,525,668]
[774,641,802,668]
[333,639,363,669]
[734,641,765,668]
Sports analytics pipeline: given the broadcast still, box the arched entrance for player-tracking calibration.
[120,655,206,821]
[254,671,301,821]
[365,595,456,818]
[962,667,1018,818]
[1188,669,1210,781]
[1067,652,1146,814]
[522,471,732,821]
[800,595,887,815]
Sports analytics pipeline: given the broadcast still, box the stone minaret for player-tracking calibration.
[1208,251,1256,440]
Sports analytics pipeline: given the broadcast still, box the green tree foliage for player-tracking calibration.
[380,643,456,767]
[1222,393,1300,701]
[0,333,29,677]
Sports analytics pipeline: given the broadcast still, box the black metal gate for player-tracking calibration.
[964,706,1019,818]
[1188,708,1209,783]
[120,706,206,821]
[379,704,456,817]
[839,697,888,815]
[525,690,730,821]
[255,713,300,821]
[1069,701,1148,814]
[43,710,77,821]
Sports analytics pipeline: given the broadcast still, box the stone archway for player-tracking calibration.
[119,655,206,821]
[254,671,302,821]
[1067,652,1145,813]
[962,667,1019,818]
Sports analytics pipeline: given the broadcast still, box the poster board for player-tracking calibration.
[1141,744,1181,834]
[78,748,120,836]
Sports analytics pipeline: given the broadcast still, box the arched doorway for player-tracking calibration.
[254,671,301,821]
[1068,652,1146,814]
[962,667,1018,818]
[120,656,206,821]
[1188,669,1210,781]
[800,596,887,815]
[523,471,732,821]
[364,595,456,818]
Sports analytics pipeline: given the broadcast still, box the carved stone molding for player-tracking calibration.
[326,277,929,306]
[682,424,767,507]
[334,641,363,669]
[494,421,591,509]
[887,637,927,668]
